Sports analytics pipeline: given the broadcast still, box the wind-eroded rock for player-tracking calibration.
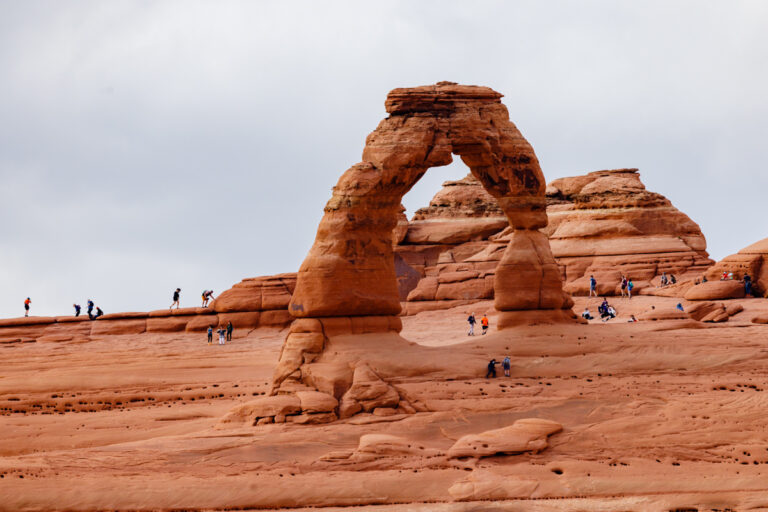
[447,418,562,459]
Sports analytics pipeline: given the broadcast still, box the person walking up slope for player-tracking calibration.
[23,297,31,317]
[481,314,489,335]
[467,312,477,336]
[170,288,181,310]
[73,304,81,317]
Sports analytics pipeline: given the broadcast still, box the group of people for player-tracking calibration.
[485,356,512,378]
[659,272,677,287]
[208,322,233,345]
[73,300,103,320]
[170,288,217,309]
[582,297,619,322]
[589,275,636,298]
[467,312,490,336]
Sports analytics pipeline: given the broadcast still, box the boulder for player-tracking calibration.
[684,280,745,301]
[220,395,301,424]
[295,391,338,413]
[447,418,562,459]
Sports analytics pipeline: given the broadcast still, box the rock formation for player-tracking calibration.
[267,82,576,415]
[397,168,713,310]
[695,237,768,298]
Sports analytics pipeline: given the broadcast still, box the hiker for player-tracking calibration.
[480,314,489,335]
[721,271,728,281]
[660,272,668,287]
[620,275,628,297]
[485,358,498,378]
[627,279,634,299]
[728,271,734,280]
[502,356,511,377]
[628,314,637,322]
[207,325,213,345]
[467,312,477,336]
[24,297,31,317]
[670,274,677,285]
[702,275,708,283]
[201,290,215,307]
[226,321,233,341]
[170,288,181,309]
[676,303,684,312]
[582,307,593,320]
[87,299,94,320]
[94,307,103,319]
[745,274,752,296]
[73,304,81,317]
[217,326,226,345]
[589,275,597,297]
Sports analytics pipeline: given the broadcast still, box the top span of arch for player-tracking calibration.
[385,82,503,115]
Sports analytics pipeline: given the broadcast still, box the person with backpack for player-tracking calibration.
[620,275,628,297]
[485,358,498,378]
[207,325,213,345]
[226,321,233,341]
[480,314,489,335]
[73,304,81,317]
[589,275,597,297]
[94,306,104,319]
[170,288,181,309]
[467,312,477,336]
[23,297,31,317]
[201,290,215,307]
[87,299,95,319]
[627,278,634,299]
[502,356,511,377]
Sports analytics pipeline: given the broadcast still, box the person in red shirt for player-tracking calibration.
[481,314,489,335]
[23,297,31,317]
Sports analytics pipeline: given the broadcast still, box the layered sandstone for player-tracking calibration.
[693,237,768,299]
[397,168,713,308]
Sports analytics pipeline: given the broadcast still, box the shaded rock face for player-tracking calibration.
[397,168,713,308]
[269,82,575,408]
[703,238,768,297]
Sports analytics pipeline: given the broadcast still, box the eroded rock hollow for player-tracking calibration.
[271,82,575,402]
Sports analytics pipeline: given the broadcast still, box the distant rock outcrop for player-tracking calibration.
[701,238,768,297]
[397,168,713,310]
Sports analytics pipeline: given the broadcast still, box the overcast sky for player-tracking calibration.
[1,1,767,318]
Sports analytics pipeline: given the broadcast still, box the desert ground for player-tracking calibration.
[3,295,768,511]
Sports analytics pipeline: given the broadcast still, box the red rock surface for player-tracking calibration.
[701,237,768,297]
[397,169,713,307]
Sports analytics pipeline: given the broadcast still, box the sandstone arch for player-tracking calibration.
[271,82,575,400]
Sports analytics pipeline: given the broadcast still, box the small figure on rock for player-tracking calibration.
[721,271,728,281]
[502,356,511,377]
[485,358,498,378]
[170,288,181,309]
[628,314,638,322]
[670,274,677,285]
[207,325,213,345]
[467,312,476,336]
[627,278,634,299]
[201,289,215,307]
[620,275,628,297]
[226,321,233,341]
[660,272,668,287]
[217,326,226,345]
[744,273,752,296]
[87,299,94,320]
[23,297,31,317]
[676,303,685,312]
[94,306,103,319]
[702,275,708,283]
[582,307,593,320]
[481,314,489,335]
[589,275,597,297]
[73,303,81,317]
[728,271,734,280]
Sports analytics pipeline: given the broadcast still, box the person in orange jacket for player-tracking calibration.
[481,314,489,335]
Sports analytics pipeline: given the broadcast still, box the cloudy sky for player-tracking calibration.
[1,1,767,318]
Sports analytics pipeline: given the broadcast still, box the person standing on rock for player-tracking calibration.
[226,321,233,341]
[170,288,181,310]
[207,325,213,345]
[627,278,634,299]
[620,275,628,298]
[87,299,94,319]
[480,314,489,335]
[502,356,511,377]
[589,275,597,297]
[23,297,31,317]
[217,326,226,345]
[201,290,215,307]
[485,359,498,378]
[73,304,81,317]
[467,312,477,336]
[744,274,752,296]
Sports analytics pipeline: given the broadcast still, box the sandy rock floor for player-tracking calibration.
[3,297,768,510]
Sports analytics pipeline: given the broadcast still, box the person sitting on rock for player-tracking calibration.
[589,275,597,297]
[676,303,685,312]
[728,271,734,280]
[721,271,728,281]
[660,272,668,287]
[702,275,708,283]
[485,358,498,378]
[582,307,593,320]
[502,356,511,377]
[467,312,477,336]
[628,314,638,322]
[94,307,103,319]
[601,305,617,322]
[480,314,489,335]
